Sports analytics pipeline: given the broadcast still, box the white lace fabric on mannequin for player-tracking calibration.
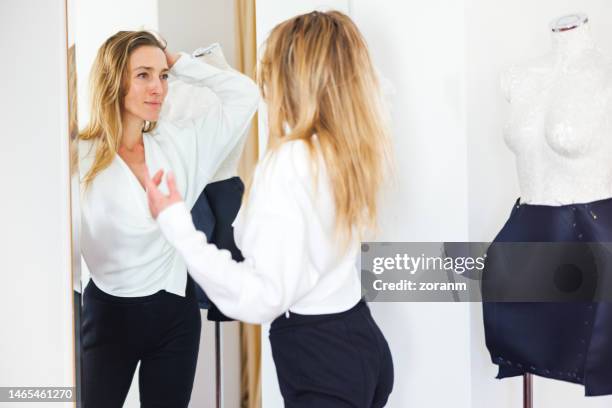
[502,22,612,205]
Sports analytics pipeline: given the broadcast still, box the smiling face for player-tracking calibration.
[122,45,169,123]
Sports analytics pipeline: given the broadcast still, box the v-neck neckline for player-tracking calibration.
[116,134,149,195]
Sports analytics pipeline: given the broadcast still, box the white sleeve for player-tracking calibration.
[166,52,259,193]
[156,154,319,324]
[76,254,91,294]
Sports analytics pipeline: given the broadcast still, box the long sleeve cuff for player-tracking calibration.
[169,51,236,86]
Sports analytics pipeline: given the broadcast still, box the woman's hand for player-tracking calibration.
[147,31,180,67]
[144,168,183,219]
[164,48,181,69]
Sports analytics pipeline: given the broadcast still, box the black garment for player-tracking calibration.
[483,197,612,396]
[189,178,215,310]
[269,301,394,407]
[191,176,245,321]
[82,276,201,407]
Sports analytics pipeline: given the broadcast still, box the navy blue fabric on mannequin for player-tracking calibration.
[190,176,245,321]
[483,197,612,396]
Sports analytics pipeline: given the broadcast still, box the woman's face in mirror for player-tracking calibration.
[123,45,169,123]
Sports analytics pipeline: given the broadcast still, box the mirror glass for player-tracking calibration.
[69,1,258,406]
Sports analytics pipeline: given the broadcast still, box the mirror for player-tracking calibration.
[68,1,259,406]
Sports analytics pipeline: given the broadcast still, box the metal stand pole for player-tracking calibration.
[523,373,532,408]
[215,321,223,408]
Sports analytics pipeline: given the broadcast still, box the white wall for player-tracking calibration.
[159,0,237,67]
[0,0,74,407]
[466,1,612,407]
[351,1,473,407]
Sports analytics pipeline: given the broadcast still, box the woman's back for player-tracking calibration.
[234,138,362,316]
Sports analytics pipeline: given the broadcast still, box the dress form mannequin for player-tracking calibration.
[501,14,612,205]
[483,14,612,399]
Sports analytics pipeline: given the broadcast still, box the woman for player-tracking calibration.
[146,11,394,407]
[78,31,259,407]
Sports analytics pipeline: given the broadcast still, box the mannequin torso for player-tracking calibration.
[502,22,612,205]
[484,17,612,397]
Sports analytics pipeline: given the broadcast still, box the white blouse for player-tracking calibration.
[157,139,363,324]
[79,53,259,297]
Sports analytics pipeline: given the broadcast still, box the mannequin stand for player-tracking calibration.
[523,373,532,408]
[215,321,223,408]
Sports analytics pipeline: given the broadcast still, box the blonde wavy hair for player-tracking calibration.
[79,30,166,187]
[257,10,393,243]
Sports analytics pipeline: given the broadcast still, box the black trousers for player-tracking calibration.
[269,301,394,407]
[82,276,202,407]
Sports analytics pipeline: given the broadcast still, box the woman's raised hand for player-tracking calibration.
[144,167,183,219]
[164,48,181,69]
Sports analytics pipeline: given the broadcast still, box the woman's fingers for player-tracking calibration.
[145,182,164,219]
[164,49,180,68]
[152,169,164,187]
[143,168,164,217]
[143,169,157,194]
[166,171,181,200]
[143,168,164,193]
[142,168,184,219]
